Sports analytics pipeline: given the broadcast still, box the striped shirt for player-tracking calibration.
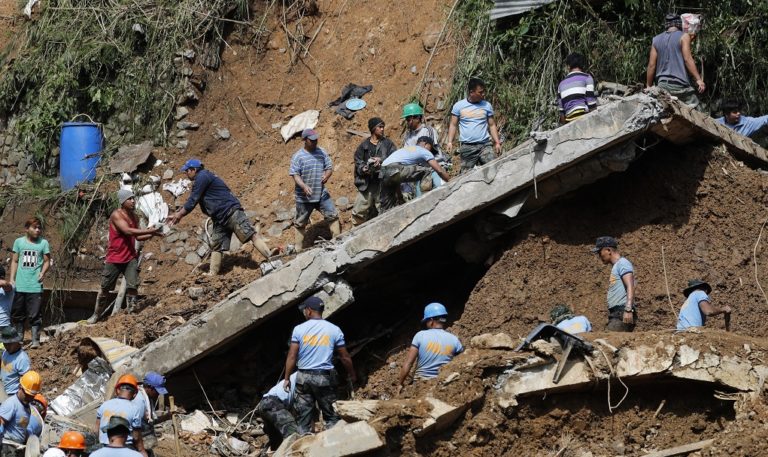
[289,147,333,203]
[557,71,597,121]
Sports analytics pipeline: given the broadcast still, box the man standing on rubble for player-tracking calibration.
[9,217,50,348]
[550,304,592,334]
[90,417,143,457]
[0,327,30,400]
[283,297,356,435]
[167,159,276,275]
[0,371,41,455]
[646,13,705,108]
[593,236,637,332]
[399,303,463,387]
[256,372,298,449]
[96,374,147,457]
[445,78,503,173]
[289,130,341,250]
[132,372,171,457]
[88,190,163,324]
[352,118,396,226]
[717,99,768,138]
[677,280,732,330]
[379,137,451,211]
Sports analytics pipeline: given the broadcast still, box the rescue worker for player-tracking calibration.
[593,236,637,332]
[166,159,276,275]
[399,303,463,387]
[0,370,41,456]
[379,137,450,212]
[42,431,87,457]
[283,297,356,435]
[0,266,14,333]
[402,103,438,147]
[717,99,768,138]
[0,327,30,400]
[132,371,171,456]
[256,372,298,450]
[90,417,142,457]
[646,13,705,108]
[88,190,163,324]
[677,280,732,330]
[351,117,396,226]
[9,217,50,347]
[26,393,46,439]
[96,374,146,456]
[550,304,592,334]
[289,130,341,251]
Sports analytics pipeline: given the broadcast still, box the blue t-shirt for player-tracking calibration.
[289,148,333,204]
[182,169,242,225]
[411,329,464,379]
[607,257,634,310]
[0,394,31,444]
[677,290,710,330]
[264,372,297,406]
[89,447,143,457]
[0,287,14,327]
[451,98,494,144]
[27,407,43,438]
[291,319,345,371]
[717,115,768,138]
[96,398,142,445]
[1,349,31,395]
[556,316,592,334]
[381,146,435,167]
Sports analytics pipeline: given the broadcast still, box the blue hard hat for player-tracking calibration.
[180,158,202,171]
[422,302,448,322]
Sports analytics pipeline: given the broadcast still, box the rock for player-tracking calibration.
[227,436,250,454]
[267,223,286,238]
[17,157,29,171]
[176,121,199,130]
[196,244,210,258]
[470,332,517,350]
[187,287,204,299]
[336,196,351,210]
[165,232,180,243]
[422,23,442,52]
[173,247,184,256]
[410,65,418,74]
[181,49,195,60]
[184,252,201,265]
[443,372,460,385]
[176,139,189,150]
[271,122,282,129]
[180,410,211,433]
[175,106,189,120]
[334,400,380,422]
[276,421,384,457]
[214,128,231,140]
[176,130,188,138]
[162,169,174,180]
[178,231,189,241]
[274,208,295,222]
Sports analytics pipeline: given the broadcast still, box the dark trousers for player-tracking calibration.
[11,292,42,327]
[294,370,339,435]
[256,396,298,449]
[606,307,637,332]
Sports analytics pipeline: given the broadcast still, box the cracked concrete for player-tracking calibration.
[124,94,768,377]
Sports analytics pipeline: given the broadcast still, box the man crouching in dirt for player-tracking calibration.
[88,190,163,324]
[167,159,276,275]
[593,236,636,332]
[550,304,592,334]
[399,303,464,389]
[256,372,298,450]
[677,280,732,331]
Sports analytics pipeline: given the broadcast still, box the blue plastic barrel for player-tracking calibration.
[60,121,103,191]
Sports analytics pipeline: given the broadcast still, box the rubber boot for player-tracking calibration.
[329,219,341,239]
[14,323,24,344]
[207,251,223,276]
[87,290,108,324]
[30,325,40,349]
[294,226,306,252]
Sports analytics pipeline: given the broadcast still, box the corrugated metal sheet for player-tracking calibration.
[490,0,556,20]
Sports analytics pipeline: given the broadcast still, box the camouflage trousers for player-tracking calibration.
[458,142,495,172]
[294,370,339,435]
[256,396,298,450]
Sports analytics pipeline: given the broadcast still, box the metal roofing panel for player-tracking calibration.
[490,0,556,20]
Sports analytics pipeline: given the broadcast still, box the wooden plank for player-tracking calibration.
[642,439,714,457]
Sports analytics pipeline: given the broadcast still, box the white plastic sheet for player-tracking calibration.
[280,110,319,142]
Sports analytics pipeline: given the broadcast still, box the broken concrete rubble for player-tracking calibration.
[275,421,384,457]
[124,94,768,378]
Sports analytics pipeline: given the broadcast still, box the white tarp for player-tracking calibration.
[491,0,556,20]
[280,110,319,142]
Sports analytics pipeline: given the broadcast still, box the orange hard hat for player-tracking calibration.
[116,374,139,391]
[32,393,47,411]
[20,371,42,395]
[58,431,87,450]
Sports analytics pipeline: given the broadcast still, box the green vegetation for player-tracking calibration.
[0,0,249,166]
[449,0,768,144]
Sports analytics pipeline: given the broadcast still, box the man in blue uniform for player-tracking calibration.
[256,372,297,449]
[283,297,356,435]
[593,236,637,332]
[0,327,30,399]
[550,304,592,334]
[399,303,463,387]
[96,374,146,456]
[677,280,732,330]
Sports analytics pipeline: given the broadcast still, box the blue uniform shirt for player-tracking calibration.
[291,319,345,371]
[607,257,634,310]
[411,329,464,379]
[677,290,710,330]
[182,169,242,225]
[289,148,333,204]
[0,287,13,328]
[27,407,43,438]
[717,115,768,138]
[1,349,31,395]
[89,447,143,457]
[0,394,31,444]
[264,372,297,406]
[556,315,592,334]
[451,98,494,144]
[382,146,435,167]
[96,398,142,445]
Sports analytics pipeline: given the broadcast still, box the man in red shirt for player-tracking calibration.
[87,190,163,324]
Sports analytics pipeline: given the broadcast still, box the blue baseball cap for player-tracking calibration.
[298,296,324,311]
[180,158,202,171]
[143,371,168,395]
[301,129,319,140]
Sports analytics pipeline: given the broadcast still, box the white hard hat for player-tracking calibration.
[43,449,66,457]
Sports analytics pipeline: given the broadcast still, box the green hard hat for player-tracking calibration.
[401,103,424,118]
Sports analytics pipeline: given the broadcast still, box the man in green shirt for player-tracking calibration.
[9,217,50,348]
